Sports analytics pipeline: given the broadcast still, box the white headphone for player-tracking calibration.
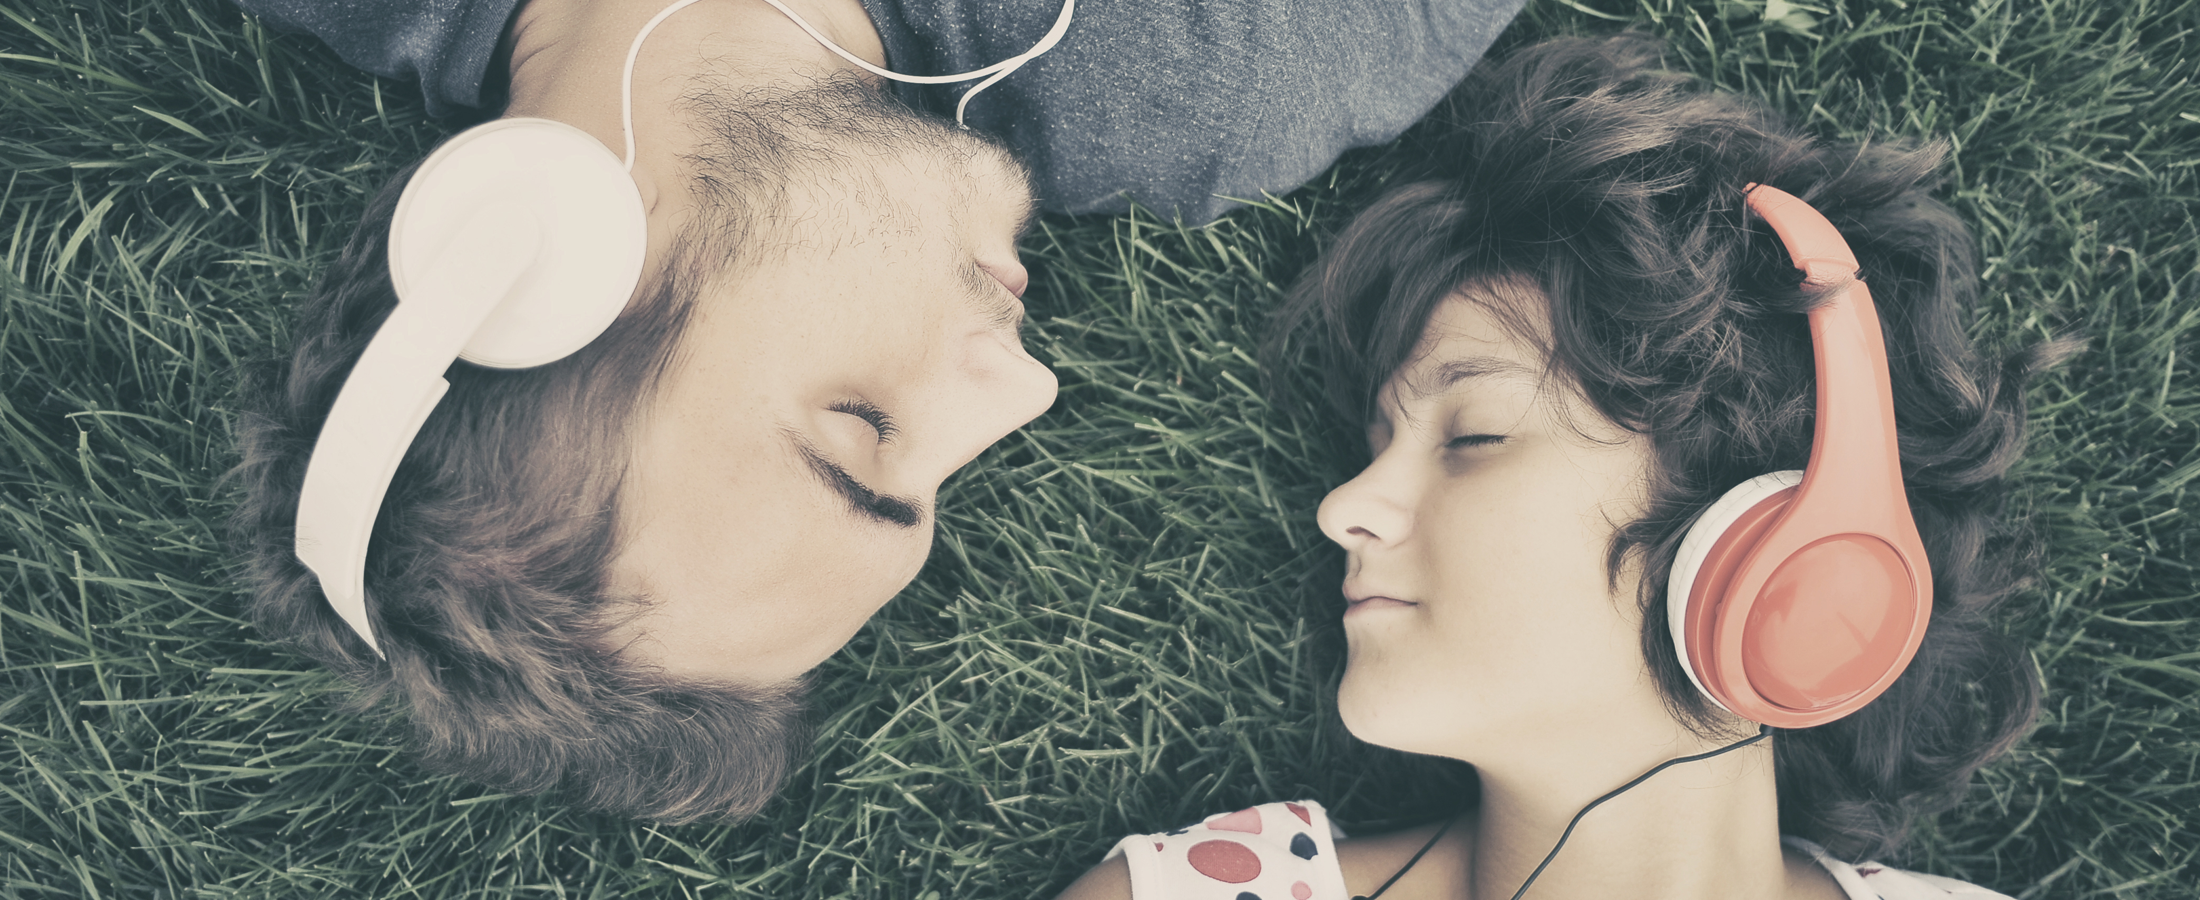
[294,0,1075,655]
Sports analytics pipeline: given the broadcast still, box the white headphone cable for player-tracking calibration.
[620,0,1078,168]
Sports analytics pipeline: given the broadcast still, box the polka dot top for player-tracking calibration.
[1783,836,2019,900]
[1104,801,2018,900]
[1105,801,1350,900]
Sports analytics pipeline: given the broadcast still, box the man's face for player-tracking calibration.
[605,115,1057,685]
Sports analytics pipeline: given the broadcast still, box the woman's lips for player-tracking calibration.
[1344,594,1417,618]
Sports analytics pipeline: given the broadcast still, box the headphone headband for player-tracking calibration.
[295,209,542,652]
[294,119,647,654]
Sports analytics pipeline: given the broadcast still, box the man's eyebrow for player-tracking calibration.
[784,432,925,529]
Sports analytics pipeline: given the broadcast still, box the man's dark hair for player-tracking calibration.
[1270,34,2078,861]
[228,74,978,823]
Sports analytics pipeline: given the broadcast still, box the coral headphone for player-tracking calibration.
[1663,184,1934,728]
[292,0,1075,656]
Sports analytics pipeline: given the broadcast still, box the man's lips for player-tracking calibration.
[978,258,1029,298]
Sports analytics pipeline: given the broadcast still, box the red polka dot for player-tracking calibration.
[1186,840,1262,883]
[1154,842,1165,852]
[1208,808,1264,834]
[1285,803,1312,825]
[1292,881,1313,900]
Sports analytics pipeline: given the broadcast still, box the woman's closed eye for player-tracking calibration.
[1446,433,1506,450]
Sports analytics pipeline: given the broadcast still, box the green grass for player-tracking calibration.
[2,0,2195,896]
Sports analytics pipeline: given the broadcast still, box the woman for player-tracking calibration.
[1058,35,2065,900]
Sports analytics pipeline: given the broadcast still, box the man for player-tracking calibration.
[230,0,1524,823]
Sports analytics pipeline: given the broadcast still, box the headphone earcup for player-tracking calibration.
[389,117,648,369]
[1670,468,1930,728]
[1667,470,1805,715]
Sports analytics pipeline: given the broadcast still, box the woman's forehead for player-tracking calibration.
[1388,296,1546,396]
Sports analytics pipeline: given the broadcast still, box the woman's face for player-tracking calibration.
[1317,289,1679,762]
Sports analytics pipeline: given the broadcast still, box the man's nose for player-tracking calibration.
[933,335,1058,476]
[991,341,1058,434]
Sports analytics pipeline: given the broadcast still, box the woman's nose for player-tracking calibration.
[1317,462,1412,551]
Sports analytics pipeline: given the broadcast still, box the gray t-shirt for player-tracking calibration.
[236,0,1525,222]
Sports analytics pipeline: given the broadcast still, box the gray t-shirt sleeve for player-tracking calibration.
[862,0,1528,223]
[235,0,1524,219]
[234,0,526,116]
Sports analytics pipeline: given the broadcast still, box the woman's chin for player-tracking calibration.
[1336,674,1442,755]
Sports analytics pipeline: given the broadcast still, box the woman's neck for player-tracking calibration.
[1351,732,1845,900]
[1461,740,1790,900]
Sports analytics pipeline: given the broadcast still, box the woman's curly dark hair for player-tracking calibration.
[1269,34,2077,861]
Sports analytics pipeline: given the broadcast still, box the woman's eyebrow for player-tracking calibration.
[1426,355,1539,391]
[1383,354,1542,420]
[781,431,925,529]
